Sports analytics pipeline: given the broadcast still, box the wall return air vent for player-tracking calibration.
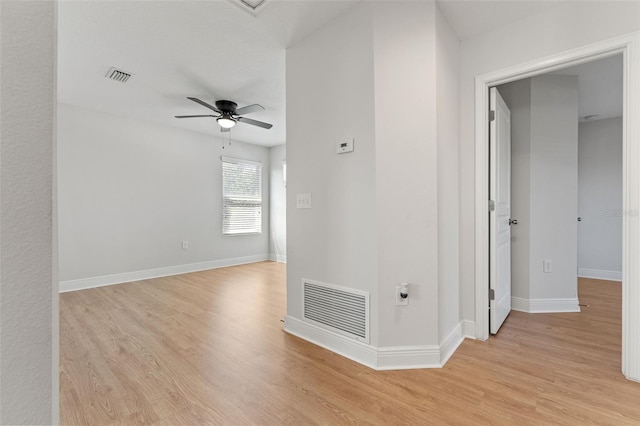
[105,67,133,83]
[302,279,369,343]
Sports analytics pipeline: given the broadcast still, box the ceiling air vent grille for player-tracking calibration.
[105,67,133,83]
[232,0,270,16]
[239,0,266,10]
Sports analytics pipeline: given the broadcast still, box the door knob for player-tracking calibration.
[509,219,518,225]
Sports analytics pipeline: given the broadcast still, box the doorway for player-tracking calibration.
[473,33,640,381]
[489,55,622,334]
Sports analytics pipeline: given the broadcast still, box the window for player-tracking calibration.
[283,160,286,188]
[221,156,262,235]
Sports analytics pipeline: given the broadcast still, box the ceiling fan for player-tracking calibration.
[175,97,273,132]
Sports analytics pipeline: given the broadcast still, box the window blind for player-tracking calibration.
[221,156,262,235]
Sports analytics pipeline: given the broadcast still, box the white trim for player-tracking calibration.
[269,253,287,263]
[284,316,465,370]
[511,297,581,313]
[283,315,378,369]
[578,268,623,282]
[439,322,464,365]
[473,32,640,382]
[376,345,441,370]
[462,320,476,339]
[59,254,270,292]
[622,31,640,383]
[220,155,262,166]
[511,297,529,313]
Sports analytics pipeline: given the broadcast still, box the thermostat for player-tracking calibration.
[336,139,354,154]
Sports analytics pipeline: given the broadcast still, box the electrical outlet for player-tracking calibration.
[182,241,189,250]
[396,286,409,306]
[543,259,552,273]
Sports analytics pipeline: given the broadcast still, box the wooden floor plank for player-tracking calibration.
[60,264,640,424]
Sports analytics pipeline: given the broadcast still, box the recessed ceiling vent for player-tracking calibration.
[231,0,270,16]
[239,0,266,11]
[105,67,133,83]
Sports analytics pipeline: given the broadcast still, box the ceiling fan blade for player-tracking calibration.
[175,114,217,118]
[235,104,265,115]
[187,97,221,113]
[237,117,273,129]
[221,127,230,133]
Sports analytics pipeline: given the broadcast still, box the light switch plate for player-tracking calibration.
[296,193,312,209]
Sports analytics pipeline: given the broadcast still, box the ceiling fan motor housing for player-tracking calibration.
[215,100,238,114]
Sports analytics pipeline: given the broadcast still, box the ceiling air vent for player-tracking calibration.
[231,0,270,16]
[105,67,133,83]
[239,0,266,11]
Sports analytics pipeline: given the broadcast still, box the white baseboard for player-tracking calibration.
[59,254,271,293]
[511,296,581,313]
[511,297,530,312]
[578,268,622,282]
[439,322,464,365]
[462,320,476,339]
[376,345,441,370]
[284,316,465,370]
[283,315,378,369]
[269,253,287,263]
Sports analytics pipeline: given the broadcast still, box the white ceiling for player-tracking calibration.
[436,0,563,41]
[551,54,623,122]
[58,0,359,147]
[58,0,622,148]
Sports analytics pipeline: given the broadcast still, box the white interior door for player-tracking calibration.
[489,87,512,334]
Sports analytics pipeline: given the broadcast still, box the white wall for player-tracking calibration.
[286,1,462,366]
[372,1,439,348]
[58,104,271,285]
[286,2,379,341]
[459,1,640,323]
[497,80,531,301]
[436,5,461,344]
[528,75,579,302]
[578,117,623,279]
[269,144,286,262]
[0,1,57,424]
[499,75,579,310]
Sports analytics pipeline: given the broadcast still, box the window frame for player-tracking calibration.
[221,156,263,236]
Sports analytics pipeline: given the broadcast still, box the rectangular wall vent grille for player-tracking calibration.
[105,67,133,83]
[303,280,369,343]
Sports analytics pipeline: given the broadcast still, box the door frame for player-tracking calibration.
[473,32,640,381]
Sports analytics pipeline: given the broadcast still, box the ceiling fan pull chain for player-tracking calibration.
[221,130,231,149]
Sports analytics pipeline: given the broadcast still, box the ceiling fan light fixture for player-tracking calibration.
[217,116,236,129]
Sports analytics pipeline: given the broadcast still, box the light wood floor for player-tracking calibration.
[60,263,640,425]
